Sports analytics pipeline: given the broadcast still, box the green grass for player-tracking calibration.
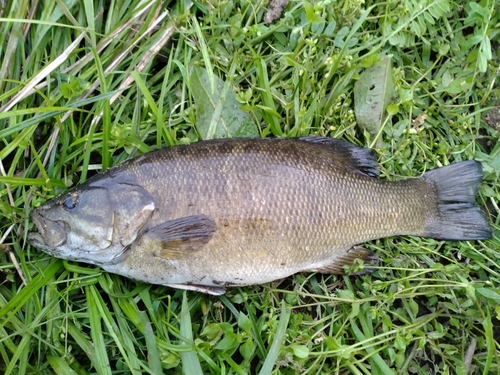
[1,0,500,373]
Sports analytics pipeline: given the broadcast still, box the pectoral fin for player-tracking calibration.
[133,215,217,259]
[311,246,379,275]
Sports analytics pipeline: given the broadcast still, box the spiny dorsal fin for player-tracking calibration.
[299,137,380,177]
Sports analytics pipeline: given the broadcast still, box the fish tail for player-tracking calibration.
[421,160,492,240]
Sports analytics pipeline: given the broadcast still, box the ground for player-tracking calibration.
[0,1,499,374]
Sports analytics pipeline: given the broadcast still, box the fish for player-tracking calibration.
[28,137,492,295]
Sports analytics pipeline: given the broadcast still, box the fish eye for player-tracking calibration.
[62,194,78,210]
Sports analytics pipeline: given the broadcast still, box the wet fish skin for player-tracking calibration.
[28,137,492,295]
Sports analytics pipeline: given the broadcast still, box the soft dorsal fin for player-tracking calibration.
[299,137,380,177]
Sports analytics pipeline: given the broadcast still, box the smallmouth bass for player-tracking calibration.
[28,137,492,295]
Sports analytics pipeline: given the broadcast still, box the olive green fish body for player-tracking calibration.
[29,138,492,294]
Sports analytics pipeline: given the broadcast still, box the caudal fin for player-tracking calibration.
[422,160,492,240]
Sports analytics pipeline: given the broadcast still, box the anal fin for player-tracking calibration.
[311,246,379,275]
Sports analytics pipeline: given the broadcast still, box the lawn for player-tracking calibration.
[0,0,499,374]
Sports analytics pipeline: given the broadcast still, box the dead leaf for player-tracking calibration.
[412,113,427,130]
[264,0,289,24]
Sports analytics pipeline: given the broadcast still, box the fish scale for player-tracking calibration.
[29,137,492,295]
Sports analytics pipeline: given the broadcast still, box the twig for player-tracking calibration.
[87,6,174,134]
[464,338,476,374]
[0,224,28,286]
[0,32,86,113]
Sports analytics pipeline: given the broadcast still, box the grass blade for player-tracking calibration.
[0,259,62,324]
[254,58,283,137]
[258,300,291,375]
[179,291,203,375]
[139,311,162,374]
[86,286,112,375]
[47,355,79,375]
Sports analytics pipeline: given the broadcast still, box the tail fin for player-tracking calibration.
[422,160,492,240]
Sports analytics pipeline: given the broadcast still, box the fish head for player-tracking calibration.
[28,183,156,266]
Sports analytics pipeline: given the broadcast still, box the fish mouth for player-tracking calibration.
[29,209,68,248]
[27,231,46,247]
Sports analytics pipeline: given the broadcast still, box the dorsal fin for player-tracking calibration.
[298,137,380,177]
